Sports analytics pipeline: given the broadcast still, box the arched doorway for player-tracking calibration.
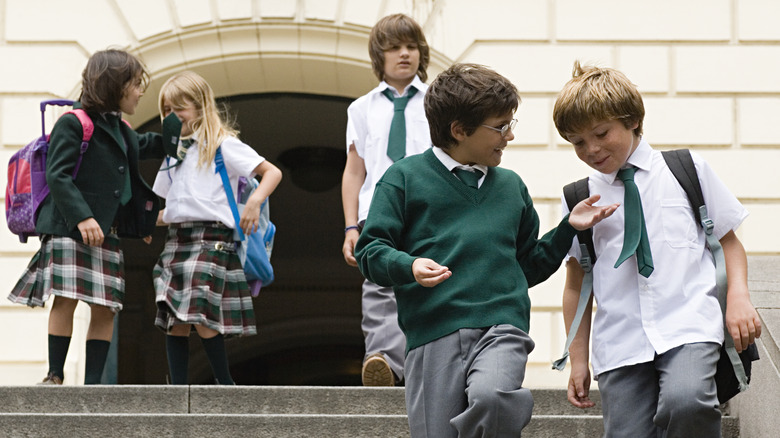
[121,93,367,385]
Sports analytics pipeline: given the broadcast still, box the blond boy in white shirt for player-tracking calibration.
[554,62,762,438]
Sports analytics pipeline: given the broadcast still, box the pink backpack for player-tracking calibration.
[5,100,94,243]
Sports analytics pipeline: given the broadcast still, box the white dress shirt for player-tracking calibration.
[563,139,748,376]
[153,135,265,228]
[346,75,432,222]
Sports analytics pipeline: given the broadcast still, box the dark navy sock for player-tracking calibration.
[166,335,190,385]
[84,339,111,384]
[200,334,235,385]
[47,334,71,381]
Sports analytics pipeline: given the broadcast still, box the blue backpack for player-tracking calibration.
[215,147,275,297]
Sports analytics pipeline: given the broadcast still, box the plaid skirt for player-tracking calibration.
[7,234,125,312]
[153,222,256,336]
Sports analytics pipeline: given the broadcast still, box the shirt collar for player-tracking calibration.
[101,111,122,121]
[432,146,489,175]
[602,137,652,184]
[377,75,425,98]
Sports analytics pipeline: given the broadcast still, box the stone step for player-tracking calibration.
[0,413,740,438]
[0,386,602,415]
[0,386,739,437]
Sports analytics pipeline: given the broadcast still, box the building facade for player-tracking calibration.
[0,0,778,386]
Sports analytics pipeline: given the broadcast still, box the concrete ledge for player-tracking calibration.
[729,256,780,437]
[189,385,407,415]
[0,414,411,438]
[0,413,739,438]
[0,385,188,414]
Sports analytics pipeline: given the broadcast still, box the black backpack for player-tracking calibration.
[557,149,758,404]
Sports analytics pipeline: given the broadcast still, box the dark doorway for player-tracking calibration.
[118,93,366,385]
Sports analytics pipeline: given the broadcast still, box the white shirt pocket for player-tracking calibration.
[660,199,698,248]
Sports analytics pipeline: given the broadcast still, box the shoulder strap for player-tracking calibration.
[563,177,596,264]
[661,149,704,225]
[215,147,245,241]
[61,109,94,178]
[554,177,595,371]
[661,148,750,393]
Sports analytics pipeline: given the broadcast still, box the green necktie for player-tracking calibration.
[176,138,193,161]
[160,138,193,171]
[109,115,132,205]
[614,167,654,277]
[453,167,483,190]
[382,86,418,162]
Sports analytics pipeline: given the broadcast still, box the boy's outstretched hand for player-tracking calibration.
[568,194,619,231]
[412,258,452,287]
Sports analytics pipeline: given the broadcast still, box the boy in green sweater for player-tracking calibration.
[355,63,617,437]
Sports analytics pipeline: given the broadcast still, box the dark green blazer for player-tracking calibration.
[36,106,166,240]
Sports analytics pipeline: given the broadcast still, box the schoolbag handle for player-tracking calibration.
[39,99,76,138]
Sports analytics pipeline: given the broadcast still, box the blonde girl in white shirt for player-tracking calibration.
[153,71,282,385]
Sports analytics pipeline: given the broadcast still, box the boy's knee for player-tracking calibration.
[656,386,720,428]
[472,387,533,419]
[454,387,533,435]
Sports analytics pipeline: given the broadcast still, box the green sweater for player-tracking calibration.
[355,149,577,352]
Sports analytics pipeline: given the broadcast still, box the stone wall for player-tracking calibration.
[0,0,777,387]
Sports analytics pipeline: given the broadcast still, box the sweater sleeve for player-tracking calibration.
[515,183,578,288]
[354,178,417,287]
[136,131,166,160]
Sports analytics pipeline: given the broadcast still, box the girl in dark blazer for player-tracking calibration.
[8,49,166,385]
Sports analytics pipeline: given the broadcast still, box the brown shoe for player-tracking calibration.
[362,354,395,386]
[37,373,63,385]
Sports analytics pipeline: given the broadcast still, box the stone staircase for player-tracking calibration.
[0,385,739,437]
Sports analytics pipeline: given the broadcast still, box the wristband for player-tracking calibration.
[344,225,359,234]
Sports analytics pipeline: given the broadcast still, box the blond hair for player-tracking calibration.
[158,71,238,168]
[553,61,644,141]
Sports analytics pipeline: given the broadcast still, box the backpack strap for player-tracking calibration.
[215,147,245,241]
[553,177,596,371]
[564,177,596,264]
[61,109,94,178]
[661,149,749,393]
[661,149,704,224]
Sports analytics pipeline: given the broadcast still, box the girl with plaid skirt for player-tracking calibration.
[8,50,166,384]
[153,71,282,385]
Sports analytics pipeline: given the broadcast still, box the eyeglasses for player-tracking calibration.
[481,119,517,138]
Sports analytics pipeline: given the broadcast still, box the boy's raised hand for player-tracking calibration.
[412,258,452,287]
[568,194,619,231]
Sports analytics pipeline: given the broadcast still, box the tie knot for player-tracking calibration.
[382,86,417,109]
[453,167,483,189]
[617,167,636,182]
[176,139,194,161]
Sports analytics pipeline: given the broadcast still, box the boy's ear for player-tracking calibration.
[450,121,468,141]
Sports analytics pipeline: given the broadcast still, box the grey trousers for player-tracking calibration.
[361,279,406,379]
[598,342,722,438]
[404,324,535,438]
